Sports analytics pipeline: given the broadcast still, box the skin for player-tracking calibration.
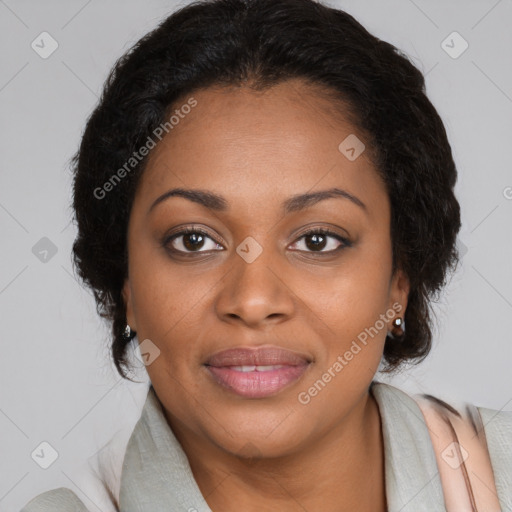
[122,78,410,511]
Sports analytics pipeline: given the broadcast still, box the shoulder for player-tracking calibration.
[414,388,512,468]
[373,381,512,507]
[378,382,512,505]
[478,405,512,435]
[372,381,512,470]
[477,405,512,505]
[20,487,89,512]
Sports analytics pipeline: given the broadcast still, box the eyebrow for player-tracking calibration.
[148,187,367,215]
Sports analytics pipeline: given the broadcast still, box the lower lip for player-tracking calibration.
[205,364,310,398]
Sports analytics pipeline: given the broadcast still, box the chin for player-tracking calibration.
[199,405,312,459]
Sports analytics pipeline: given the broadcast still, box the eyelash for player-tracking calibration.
[162,226,352,256]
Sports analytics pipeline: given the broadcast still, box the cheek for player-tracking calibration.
[128,235,204,323]
[131,273,202,350]
[308,248,392,333]
[127,244,186,350]
[296,269,391,414]
[303,246,392,379]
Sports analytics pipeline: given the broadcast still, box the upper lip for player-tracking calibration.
[205,346,311,367]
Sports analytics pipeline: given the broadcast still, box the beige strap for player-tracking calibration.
[415,395,502,511]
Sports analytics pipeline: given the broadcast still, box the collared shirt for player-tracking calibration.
[20,381,512,511]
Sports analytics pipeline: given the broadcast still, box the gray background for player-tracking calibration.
[1,0,511,510]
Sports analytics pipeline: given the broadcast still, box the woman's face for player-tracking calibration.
[123,79,409,458]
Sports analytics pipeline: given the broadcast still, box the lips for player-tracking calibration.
[205,346,311,367]
[204,346,311,398]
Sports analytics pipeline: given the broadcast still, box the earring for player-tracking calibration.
[123,324,132,340]
[389,317,405,339]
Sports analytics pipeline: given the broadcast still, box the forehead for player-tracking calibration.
[135,80,387,220]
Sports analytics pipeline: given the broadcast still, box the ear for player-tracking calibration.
[388,268,410,318]
[122,278,137,330]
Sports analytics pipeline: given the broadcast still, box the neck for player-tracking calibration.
[166,388,387,512]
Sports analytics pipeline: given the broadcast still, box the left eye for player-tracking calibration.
[289,229,349,253]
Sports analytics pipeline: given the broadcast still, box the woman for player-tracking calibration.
[21,0,511,510]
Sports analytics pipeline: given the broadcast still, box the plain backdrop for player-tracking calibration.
[1,0,511,510]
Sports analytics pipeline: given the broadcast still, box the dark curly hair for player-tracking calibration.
[71,0,461,381]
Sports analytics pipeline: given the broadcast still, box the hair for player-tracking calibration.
[71,0,461,381]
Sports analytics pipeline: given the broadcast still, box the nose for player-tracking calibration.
[215,243,295,328]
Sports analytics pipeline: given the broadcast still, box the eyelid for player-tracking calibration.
[293,224,350,240]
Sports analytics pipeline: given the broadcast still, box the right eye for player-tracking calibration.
[163,227,224,254]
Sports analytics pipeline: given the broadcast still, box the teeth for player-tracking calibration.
[231,365,285,372]
[231,365,256,372]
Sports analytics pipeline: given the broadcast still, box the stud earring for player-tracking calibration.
[123,324,132,340]
[388,317,405,339]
